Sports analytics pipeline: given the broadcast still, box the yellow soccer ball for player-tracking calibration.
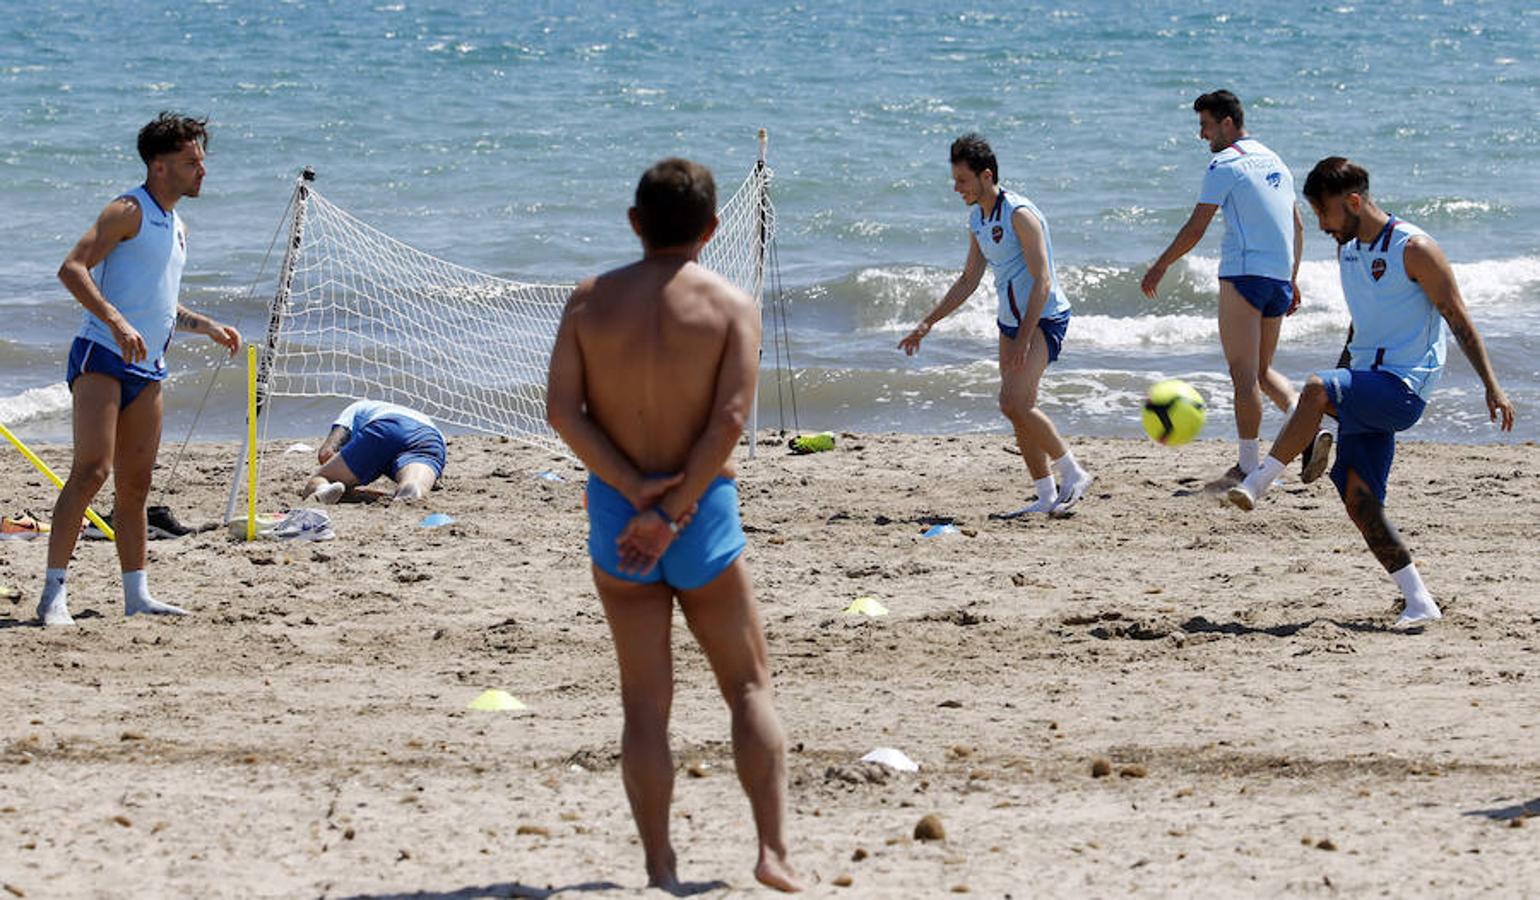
[1142,379,1206,446]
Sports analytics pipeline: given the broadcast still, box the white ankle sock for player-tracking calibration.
[123,569,188,617]
[1391,563,1434,605]
[1239,438,1260,474]
[1033,475,1057,504]
[37,567,72,625]
[1242,456,1286,499]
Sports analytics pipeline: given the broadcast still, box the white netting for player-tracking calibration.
[263,162,774,456]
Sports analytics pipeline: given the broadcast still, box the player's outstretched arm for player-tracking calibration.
[1405,237,1515,431]
[1141,203,1217,299]
[899,236,985,355]
[1288,205,1305,315]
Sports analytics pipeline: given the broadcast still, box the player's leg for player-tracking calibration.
[676,559,800,892]
[112,383,183,617]
[391,462,437,501]
[1229,374,1335,509]
[302,450,363,503]
[594,567,682,890]
[1334,434,1439,627]
[996,334,1062,514]
[1218,281,1265,475]
[1257,311,1297,414]
[38,373,120,624]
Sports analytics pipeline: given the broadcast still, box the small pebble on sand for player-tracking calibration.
[1091,758,1112,778]
[914,813,946,841]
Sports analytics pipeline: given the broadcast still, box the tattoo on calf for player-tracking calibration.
[1345,483,1413,573]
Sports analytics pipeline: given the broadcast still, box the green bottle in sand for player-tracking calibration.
[789,431,835,454]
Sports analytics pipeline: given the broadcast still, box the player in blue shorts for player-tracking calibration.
[37,113,240,626]
[899,133,1094,517]
[1227,158,1515,627]
[545,159,800,891]
[1142,90,1308,486]
[301,399,446,503]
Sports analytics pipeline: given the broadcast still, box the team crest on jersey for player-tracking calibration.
[990,225,1003,243]
[1266,172,1282,188]
[1370,258,1386,281]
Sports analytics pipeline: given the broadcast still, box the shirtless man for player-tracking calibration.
[37,112,240,626]
[545,158,800,892]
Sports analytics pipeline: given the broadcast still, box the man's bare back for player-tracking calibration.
[567,256,757,477]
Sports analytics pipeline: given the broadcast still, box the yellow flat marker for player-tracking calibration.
[468,689,527,712]
[843,596,889,617]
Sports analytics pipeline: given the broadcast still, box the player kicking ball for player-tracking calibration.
[1226,157,1515,627]
[900,134,1093,517]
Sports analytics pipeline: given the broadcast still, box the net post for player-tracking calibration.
[224,167,317,524]
[748,129,769,459]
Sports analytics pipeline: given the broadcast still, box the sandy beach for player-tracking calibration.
[2,432,1537,898]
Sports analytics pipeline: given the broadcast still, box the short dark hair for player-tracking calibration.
[1193,90,1244,129]
[1303,157,1371,204]
[950,133,998,181]
[633,158,716,248]
[137,112,209,164]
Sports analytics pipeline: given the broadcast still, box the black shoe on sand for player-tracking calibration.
[1300,431,1333,484]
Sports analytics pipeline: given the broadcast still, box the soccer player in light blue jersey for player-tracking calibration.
[1227,158,1515,628]
[900,134,1094,517]
[1142,90,1306,486]
[301,399,447,504]
[37,113,240,626]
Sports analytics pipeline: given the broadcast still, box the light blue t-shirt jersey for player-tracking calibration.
[77,185,186,377]
[967,188,1071,326]
[1197,137,1296,281]
[1337,216,1448,400]
[334,399,440,435]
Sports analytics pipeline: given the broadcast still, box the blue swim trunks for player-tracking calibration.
[339,414,447,485]
[1317,368,1426,504]
[997,311,1070,363]
[66,336,164,409]
[587,473,746,590]
[1222,275,1294,318]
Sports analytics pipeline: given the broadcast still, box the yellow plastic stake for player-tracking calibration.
[246,344,257,542]
[0,420,115,542]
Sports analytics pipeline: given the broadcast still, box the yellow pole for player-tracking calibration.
[0,420,116,542]
[246,344,257,541]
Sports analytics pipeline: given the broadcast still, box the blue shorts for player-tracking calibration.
[997,312,1070,363]
[1317,368,1426,504]
[587,473,746,591]
[66,337,164,409]
[338,415,447,485]
[1222,276,1294,318]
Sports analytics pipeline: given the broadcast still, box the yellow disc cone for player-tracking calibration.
[468,689,527,711]
[843,596,889,617]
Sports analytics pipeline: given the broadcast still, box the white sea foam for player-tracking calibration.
[0,383,71,425]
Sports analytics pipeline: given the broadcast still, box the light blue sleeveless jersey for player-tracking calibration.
[1197,138,1296,281]
[967,188,1071,327]
[77,185,186,377]
[334,399,439,434]
[1338,216,1447,399]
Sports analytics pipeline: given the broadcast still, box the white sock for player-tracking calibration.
[1391,563,1441,624]
[1050,450,1084,479]
[312,481,345,505]
[37,567,72,626]
[1239,438,1260,475]
[123,570,188,617]
[1034,475,1057,504]
[1241,456,1286,500]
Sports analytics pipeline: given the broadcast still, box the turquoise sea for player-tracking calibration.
[2,1,1536,445]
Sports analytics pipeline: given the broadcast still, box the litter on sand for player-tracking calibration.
[922,523,959,538]
[843,596,889,617]
[861,747,920,772]
[284,442,316,454]
[419,512,455,529]
[468,689,527,711]
[534,471,564,482]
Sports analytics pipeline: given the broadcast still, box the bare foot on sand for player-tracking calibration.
[755,850,803,892]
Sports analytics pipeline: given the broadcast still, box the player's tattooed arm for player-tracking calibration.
[1343,477,1413,574]
[175,306,211,333]
[1404,236,1514,430]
